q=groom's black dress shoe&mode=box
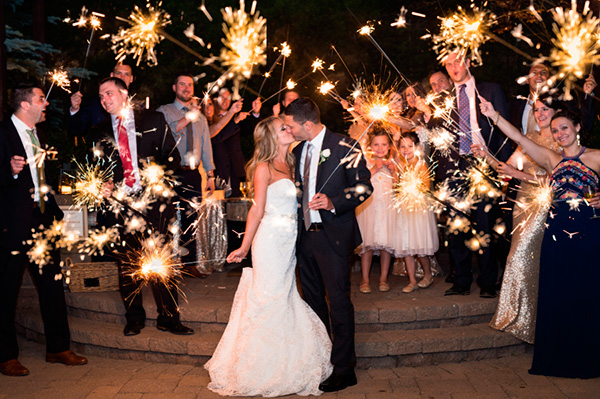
[319,372,357,392]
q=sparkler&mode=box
[26,235,52,268]
[391,6,408,28]
[358,24,410,85]
[71,7,104,89]
[392,165,433,212]
[545,0,600,100]
[317,81,344,104]
[71,158,116,210]
[139,162,177,199]
[426,2,496,66]
[79,226,120,256]
[217,0,267,83]
[258,42,292,97]
[110,2,171,66]
[464,159,501,200]
[127,234,180,285]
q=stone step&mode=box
[15,309,527,368]
[16,275,499,333]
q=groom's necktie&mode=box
[302,143,314,231]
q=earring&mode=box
[577,134,581,146]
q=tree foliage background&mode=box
[4,0,582,182]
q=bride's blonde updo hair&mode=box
[245,116,295,195]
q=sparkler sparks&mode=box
[545,0,600,100]
[393,165,432,212]
[391,6,408,28]
[79,226,120,256]
[71,158,116,210]
[286,79,296,90]
[427,2,496,65]
[109,1,171,66]
[49,69,72,93]
[217,0,267,81]
[318,81,336,95]
[464,160,501,199]
[311,58,325,72]
[128,234,180,284]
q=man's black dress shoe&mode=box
[157,320,194,335]
[480,287,497,298]
[444,285,470,296]
[318,372,357,392]
[123,321,144,336]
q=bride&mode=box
[204,116,333,397]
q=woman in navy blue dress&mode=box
[478,101,600,379]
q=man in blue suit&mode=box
[441,52,513,299]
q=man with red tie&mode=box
[89,77,192,336]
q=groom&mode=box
[284,98,372,392]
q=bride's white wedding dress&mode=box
[204,179,333,397]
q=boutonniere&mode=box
[319,148,331,165]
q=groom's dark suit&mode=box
[88,110,182,325]
[293,129,372,376]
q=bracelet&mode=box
[494,112,500,125]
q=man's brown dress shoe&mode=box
[46,350,88,366]
[0,359,29,376]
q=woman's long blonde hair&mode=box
[245,116,295,194]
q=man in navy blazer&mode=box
[88,77,191,337]
[0,83,87,376]
[441,52,513,299]
[284,98,372,392]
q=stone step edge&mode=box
[16,310,523,360]
[17,289,498,327]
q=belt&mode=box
[179,165,197,172]
[307,223,324,232]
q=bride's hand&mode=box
[227,248,247,263]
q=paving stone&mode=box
[356,332,388,357]
[120,378,179,393]
[375,301,417,323]
[85,386,122,399]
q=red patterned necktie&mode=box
[116,116,136,188]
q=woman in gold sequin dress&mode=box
[472,96,562,343]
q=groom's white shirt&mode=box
[299,125,326,224]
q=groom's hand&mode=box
[309,193,333,211]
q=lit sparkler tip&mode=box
[286,79,296,90]
[49,69,72,93]
[358,24,375,35]
[311,58,324,72]
[390,6,408,28]
[279,42,292,57]
[318,81,336,95]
